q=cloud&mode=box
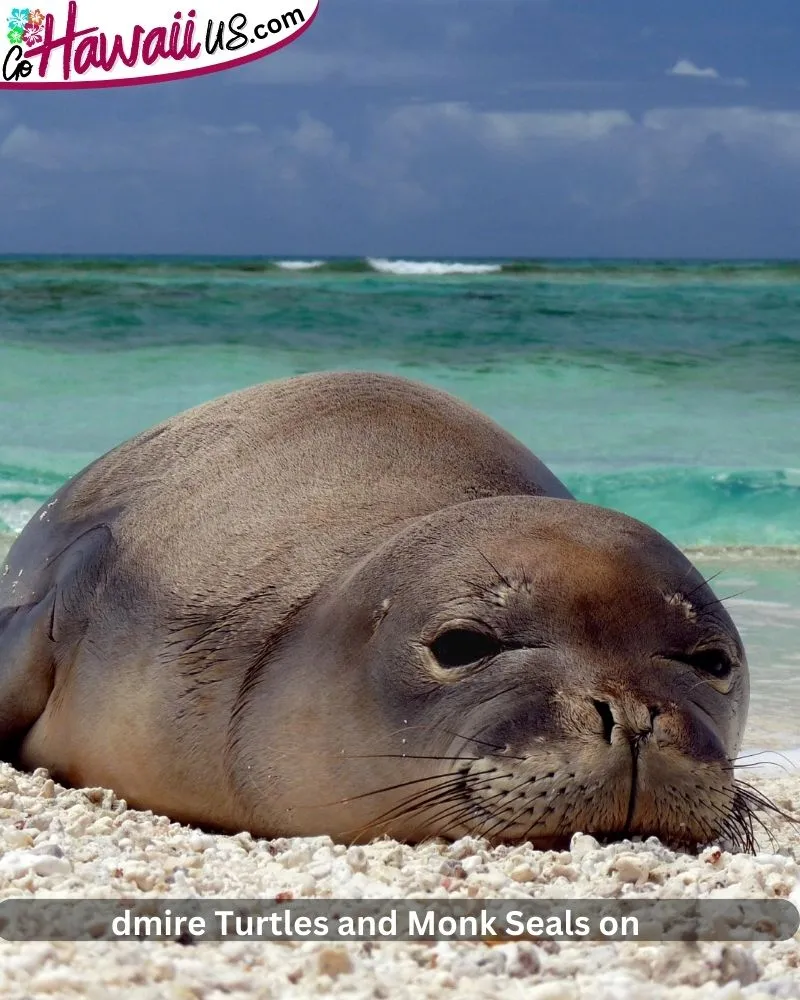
[2,98,799,256]
[0,125,58,171]
[642,107,800,163]
[666,59,747,88]
[0,115,350,177]
[378,103,634,159]
[0,121,239,173]
[8,103,798,204]
[238,48,456,85]
[0,110,363,252]
[479,109,634,144]
[668,59,719,79]
[368,101,800,222]
[386,101,800,163]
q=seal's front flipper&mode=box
[0,523,114,753]
[0,592,59,748]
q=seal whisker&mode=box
[518,795,562,845]
[682,570,724,600]
[325,780,475,842]
[425,773,521,837]
[542,795,585,848]
[461,575,499,600]
[434,795,510,839]
[378,769,503,822]
[476,802,531,843]
[442,729,516,755]
[717,800,760,853]
[424,792,501,836]
[721,761,788,773]
[474,547,513,589]
[443,726,528,760]
[528,788,577,845]
[314,771,466,810]
[683,676,728,698]
[350,772,486,824]
[366,722,477,746]
[356,769,509,838]
[340,754,483,762]
[348,788,468,842]
[357,790,468,837]
[470,683,524,710]
[693,590,749,613]
[475,777,546,841]
[734,779,799,828]
[742,811,777,850]
[476,776,564,844]
[733,749,798,769]
[697,786,765,853]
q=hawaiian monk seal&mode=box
[0,372,755,849]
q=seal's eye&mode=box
[686,649,734,680]
[430,629,501,669]
[672,649,734,680]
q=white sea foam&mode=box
[273,260,325,270]
[367,258,503,276]
[726,596,800,631]
[726,597,795,611]
[0,500,40,537]
[683,545,800,560]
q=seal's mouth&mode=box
[333,703,791,852]
[444,738,779,854]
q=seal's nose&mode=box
[592,700,615,743]
[592,698,659,744]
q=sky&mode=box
[1,0,799,257]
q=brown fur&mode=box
[0,372,749,847]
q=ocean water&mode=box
[0,256,798,753]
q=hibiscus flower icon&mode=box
[23,19,42,44]
[28,6,44,25]
[7,25,24,44]
[7,7,30,31]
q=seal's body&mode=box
[0,373,750,848]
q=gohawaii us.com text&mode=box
[1,0,318,88]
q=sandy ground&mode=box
[0,764,797,1000]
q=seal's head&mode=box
[231,496,750,850]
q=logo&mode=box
[1,1,318,88]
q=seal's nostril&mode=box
[592,700,615,743]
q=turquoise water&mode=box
[0,255,798,748]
